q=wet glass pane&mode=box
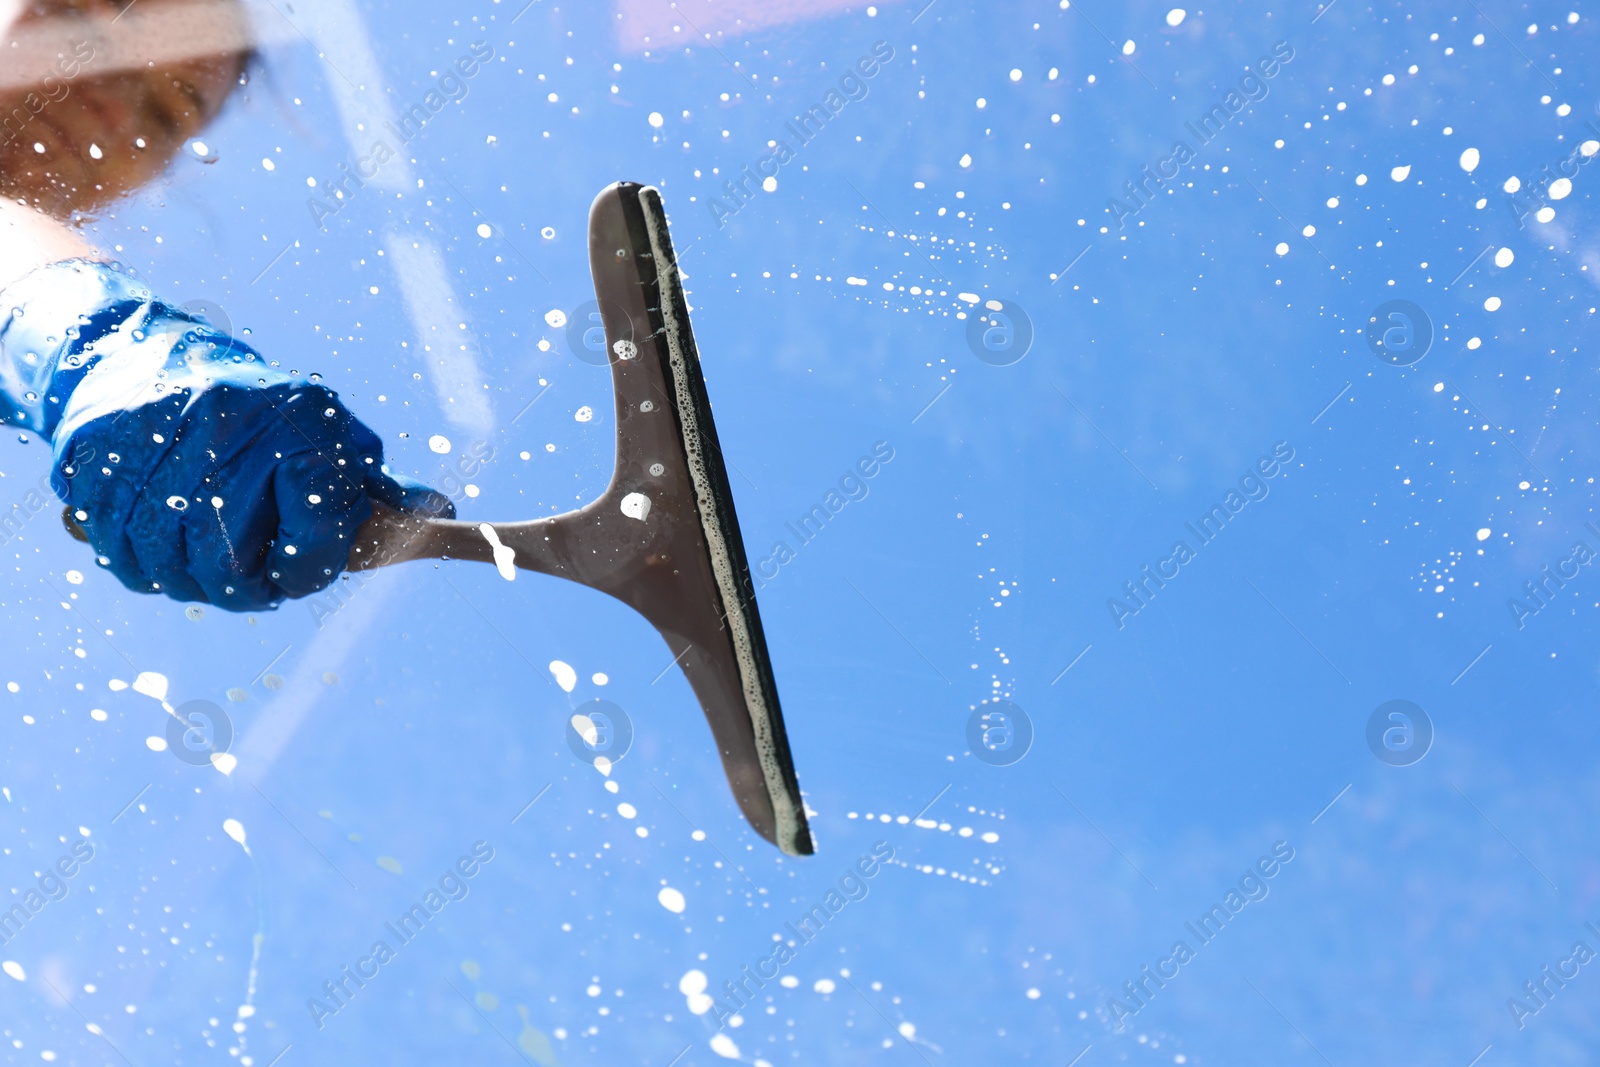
[0,0,1594,1063]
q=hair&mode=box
[0,0,252,218]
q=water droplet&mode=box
[166,496,188,511]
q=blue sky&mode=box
[2,0,1599,1063]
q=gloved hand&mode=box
[0,259,451,611]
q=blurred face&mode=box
[0,0,248,218]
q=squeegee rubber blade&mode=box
[639,187,812,857]
[592,183,814,857]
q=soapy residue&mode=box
[480,524,517,581]
[132,671,169,701]
[549,660,577,692]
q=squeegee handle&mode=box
[345,503,588,583]
[346,503,491,571]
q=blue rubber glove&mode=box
[0,259,451,611]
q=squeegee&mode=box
[348,183,814,857]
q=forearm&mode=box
[0,204,258,439]
[0,197,101,292]
[0,212,447,609]
[0,255,156,437]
